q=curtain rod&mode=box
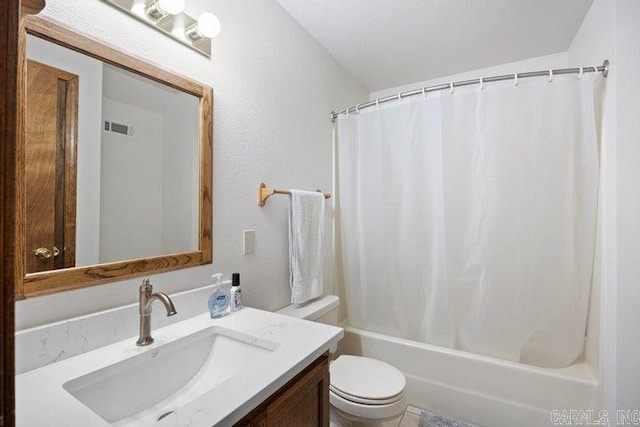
[330,59,609,122]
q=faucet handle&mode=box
[140,278,152,293]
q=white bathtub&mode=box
[336,324,600,427]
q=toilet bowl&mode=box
[277,296,406,427]
[329,355,406,427]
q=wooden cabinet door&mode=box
[236,353,330,427]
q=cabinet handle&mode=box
[34,246,59,260]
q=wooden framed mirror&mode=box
[17,15,213,298]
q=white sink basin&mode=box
[62,326,278,426]
[17,308,343,426]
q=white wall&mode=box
[613,0,640,413]
[15,0,367,329]
[26,35,103,267]
[570,0,640,415]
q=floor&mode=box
[399,405,478,427]
[399,406,425,427]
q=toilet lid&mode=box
[330,355,405,404]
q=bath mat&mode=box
[419,409,476,427]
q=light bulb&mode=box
[172,24,186,40]
[196,12,221,38]
[157,0,185,15]
[131,0,146,17]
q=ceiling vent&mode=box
[104,120,135,137]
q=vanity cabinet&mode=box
[235,352,330,427]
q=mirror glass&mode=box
[25,34,200,275]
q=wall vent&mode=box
[104,120,135,136]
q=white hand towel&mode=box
[289,190,325,304]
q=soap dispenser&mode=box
[208,273,231,318]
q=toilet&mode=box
[277,296,406,427]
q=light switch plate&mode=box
[243,229,255,255]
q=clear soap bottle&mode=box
[208,273,231,318]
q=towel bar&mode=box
[258,182,331,207]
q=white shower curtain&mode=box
[337,74,601,368]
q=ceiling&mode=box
[274,0,593,91]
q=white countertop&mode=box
[16,307,343,426]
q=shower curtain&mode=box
[337,74,601,368]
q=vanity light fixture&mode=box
[101,0,219,58]
[186,12,221,41]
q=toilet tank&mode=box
[276,295,340,325]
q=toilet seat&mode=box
[330,355,406,405]
[330,385,403,405]
[330,388,407,421]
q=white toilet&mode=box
[277,296,406,427]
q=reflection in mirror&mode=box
[19,16,212,297]
[26,35,200,273]
[25,58,79,273]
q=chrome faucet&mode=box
[136,278,177,346]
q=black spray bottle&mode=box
[230,273,242,311]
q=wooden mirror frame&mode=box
[17,15,213,298]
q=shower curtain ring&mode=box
[449,82,454,94]
[397,93,402,103]
[376,98,380,108]
[422,86,427,97]
[514,73,518,87]
[592,66,598,73]
[548,69,553,82]
[479,77,484,91]
[578,67,583,80]
[355,104,360,114]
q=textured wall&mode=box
[614,0,640,412]
[16,0,367,329]
[570,0,640,413]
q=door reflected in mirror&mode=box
[25,59,79,273]
[25,35,200,274]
